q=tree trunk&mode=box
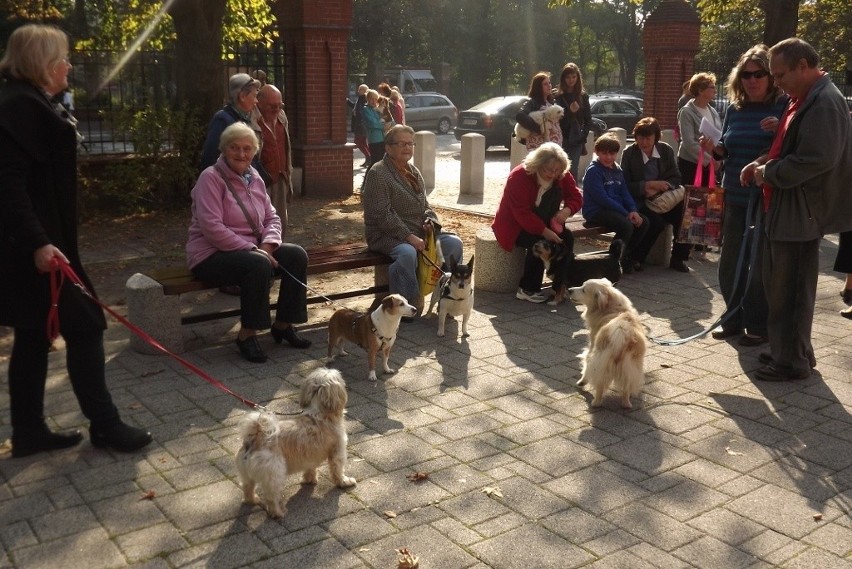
[166,0,227,127]
[762,0,799,47]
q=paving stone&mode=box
[687,508,766,546]
[469,522,595,569]
[727,484,844,539]
[804,522,852,557]
[354,525,478,568]
[510,436,606,477]
[115,522,189,563]
[349,431,444,471]
[641,479,728,521]
[324,509,396,548]
[603,503,702,551]
[544,465,649,516]
[12,527,124,569]
[599,433,694,475]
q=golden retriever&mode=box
[568,278,645,408]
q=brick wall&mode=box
[276,0,354,198]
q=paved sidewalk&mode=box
[1,153,851,568]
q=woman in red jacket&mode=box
[492,142,583,303]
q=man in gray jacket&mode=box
[741,38,852,381]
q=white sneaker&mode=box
[516,288,548,303]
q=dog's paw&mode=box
[576,377,587,386]
[367,371,378,382]
[338,476,357,488]
[301,471,318,485]
[437,329,445,337]
[383,366,397,374]
[590,397,604,407]
[461,331,470,338]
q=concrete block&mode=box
[125,273,184,355]
[510,137,528,170]
[460,134,485,197]
[474,228,524,293]
[292,167,303,196]
[608,128,627,164]
[645,224,673,267]
[414,131,436,189]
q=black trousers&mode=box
[632,202,691,264]
[9,327,120,433]
[192,244,308,330]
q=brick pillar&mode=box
[275,0,354,197]
[642,0,701,131]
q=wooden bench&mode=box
[125,242,391,354]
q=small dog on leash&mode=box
[514,105,564,143]
[533,239,624,305]
[235,368,356,518]
[568,278,645,408]
[327,293,416,381]
[426,255,475,337]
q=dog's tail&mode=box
[238,411,280,451]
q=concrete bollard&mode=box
[607,128,627,164]
[460,133,485,197]
[661,129,679,156]
[644,224,674,267]
[510,137,528,170]
[414,131,436,189]
[577,131,595,182]
[125,273,184,354]
[474,228,524,293]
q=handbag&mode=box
[676,154,724,247]
[645,185,685,214]
[416,227,442,296]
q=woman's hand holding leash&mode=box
[253,243,279,268]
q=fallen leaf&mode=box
[482,486,504,498]
[139,490,156,501]
[661,363,673,368]
[127,403,143,410]
[407,471,429,482]
[724,446,744,456]
[396,547,420,569]
[383,510,397,518]
[813,513,823,521]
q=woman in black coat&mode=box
[554,63,593,181]
[0,24,152,457]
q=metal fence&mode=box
[70,44,287,155]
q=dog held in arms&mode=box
[426,254,475,337]
[514,104,565,143]
[568,278,646,408]
[327,293,416,381]
[533,238,624,305]
[236,368,356,518]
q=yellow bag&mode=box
[416,230,442,296]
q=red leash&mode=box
[47,258,268,411]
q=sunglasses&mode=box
[740,70,769,80]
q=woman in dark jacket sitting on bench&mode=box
[186,122,311,363]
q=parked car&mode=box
[455,95,606,149]
[589,96,643,133]
[403,92,458,134]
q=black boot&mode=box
[90,421,152,453]
[12,425,83,458]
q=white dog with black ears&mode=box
[568,278,646,409]
[514,104,565,143]
[235,368,356,518]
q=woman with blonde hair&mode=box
[705,45,786,345]
[677,72,722,185]
[0,24,152,456]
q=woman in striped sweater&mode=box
[705,45,787,346]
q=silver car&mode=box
[404,92,458,134]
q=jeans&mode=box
[192,244,308,330]
[389,233,463,304]
[717,200,767,336]
[9,327,120,433]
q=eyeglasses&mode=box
[740,70,769,80]
[389,142,416,148]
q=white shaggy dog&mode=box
[568,278,646,409]
[514,104,564,143]
[235,368,356,518]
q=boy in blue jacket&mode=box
[582,134,649,273]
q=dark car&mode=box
[589,96,643,133]
[455,95,606,150]
[403,92,458,134]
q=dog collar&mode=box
[356,314,394,346]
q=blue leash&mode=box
[650,193,761,346]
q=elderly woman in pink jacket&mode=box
[186,122,310,363]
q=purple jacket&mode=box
[186,156,282,269]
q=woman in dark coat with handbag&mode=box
[0,24,152,457]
